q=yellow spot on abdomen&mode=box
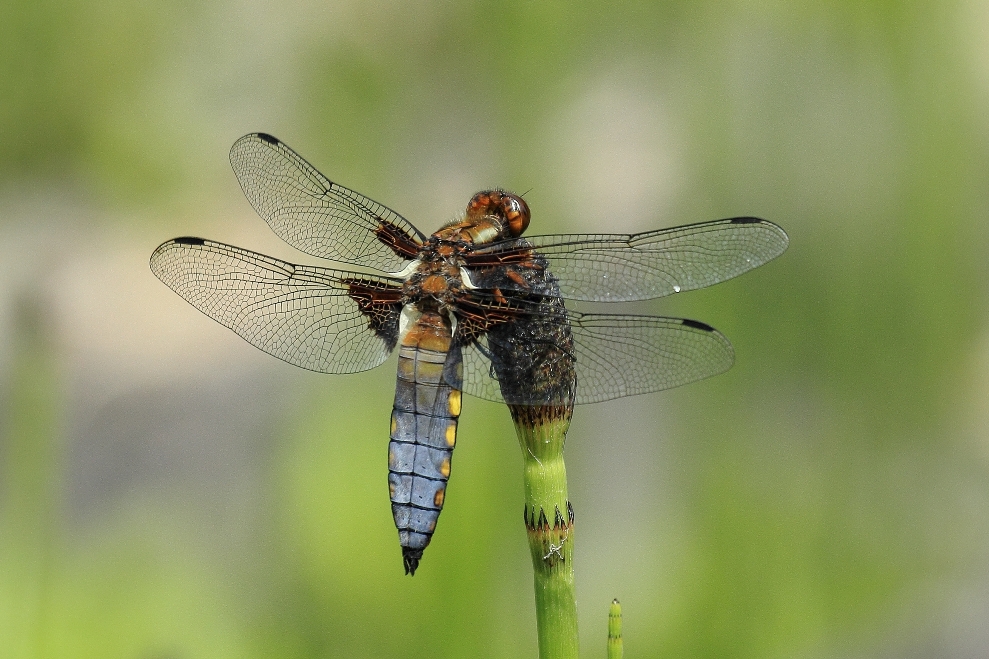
[433,488,445,507]
[445,423,457,448]
[440,457,451,478]
[448,390,462,416]
[390,416,398,434]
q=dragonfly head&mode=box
[466,190,530,238]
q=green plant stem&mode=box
[608,599,623,659]
[514,412,578,659]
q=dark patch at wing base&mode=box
[345,279,403,352]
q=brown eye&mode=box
[502,193,530,237]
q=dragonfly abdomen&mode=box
[387,310,462,575]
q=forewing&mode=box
[460,311,734,405]
[229,133,425,271]
[468,217,788,302]
[150,237,403,373]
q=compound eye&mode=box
[501,194,530,237]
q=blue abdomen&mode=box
[387,311,462,575]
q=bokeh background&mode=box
[2,1,989,657]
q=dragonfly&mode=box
[150,133,788,575]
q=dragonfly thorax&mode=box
[402,253,465,309]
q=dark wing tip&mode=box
[171,236,206,246]
[402,548,423,576]
[729,216,764,224]
[255,132,280,145]
[681,318,716,332]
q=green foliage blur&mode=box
[2,1,989,657]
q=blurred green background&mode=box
[2,1,989,657]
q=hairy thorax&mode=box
[401,210,509,310]
[401,238,469,309]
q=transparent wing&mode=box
[460,312,735,405]
[229,133,425,271]
[468,217,788,302]
[150,237,404,374]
